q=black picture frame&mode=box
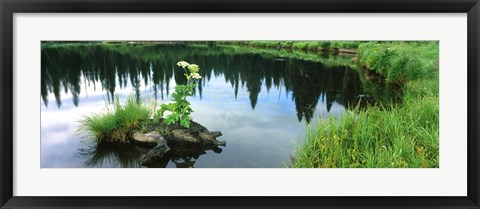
[1,0,479,208]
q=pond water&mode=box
[41,43,366,168]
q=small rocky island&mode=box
[78,61,226,168]
[131,119,226,166]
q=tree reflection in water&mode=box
[41,43,366,123]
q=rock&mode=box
[141,141,171,165]
[137,131,171,165]
[169,128,226,146]
[214,140,226,146]
[199,131,221,140]
[164,121,226,147]
[199,131,226,146]
[137,120,226,166]
[132,131,165,146]
[171,129,200,144]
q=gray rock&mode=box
[141,140,171,165]
[171,129,200,144]
[133,131,165,146]
[170,128,226,146]
[136,131,171,165]
[138,121,226,166]
[199,131,225,146]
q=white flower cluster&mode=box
[187,64,200,73]
[177,61,201,80]
[192,73,201,79]
[177,61,190,68]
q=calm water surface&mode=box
[41,44,365,168]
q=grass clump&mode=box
[293,41,439,168]
[78,96,152,143]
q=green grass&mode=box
[78,96,152,143]
[357,41,439,83]
[294,94,438,168]
[293,41,439,168]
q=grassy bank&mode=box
[293,41,439,168]
[221,41,362,53]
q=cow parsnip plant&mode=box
[157,61,201,128]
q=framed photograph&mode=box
[1,0,479,208]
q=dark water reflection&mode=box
[41,43,366,168]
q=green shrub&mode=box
[320,41,331,49]
[357,41,439,83]
[292,42,308,50]
[306,42,320,51]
